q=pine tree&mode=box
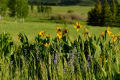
[116,2,120,26]
[87,0,102,26]
[0,0,8,20]
[101,0,113,26]
[111,0,117,26]
[101,0,112,26]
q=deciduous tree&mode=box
[0,0,8,20]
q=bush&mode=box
[50,13,87,24]
[67,10,74,13]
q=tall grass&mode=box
[0,25,120,80]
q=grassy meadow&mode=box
[0,6,120,42]
[0,20,120,42]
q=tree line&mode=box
[87,0,120,27]
[28,0,97,5]
[28,0,118,5]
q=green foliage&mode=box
[88,0,102,26]
[16,0,29,19]
[111,0,117,26]
[118,0,120,4]
[8,0,17,17]
[8,0,29,20]
[0,0,8,16]
[101,0,113,26]
[0,33,13,58]
[37,5,52,17]
[116,5,120,26]
[87,0,120,27]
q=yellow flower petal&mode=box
[74,22,83,31]
[107,31,112,36]
[117,72,120,75]
[39,31,45,37]
[46,34,51,38]
[44,43,50,47]
[106,26,110,32]
[57,32,62,40]
[101,32,105,36]
[85,28,88,33]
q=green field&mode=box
[0,6,120,42]
[30,6,93,15]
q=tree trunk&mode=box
[14,16,17,23]
[20,18,24,22]
[0,15,2,20]
[31,4,34,13]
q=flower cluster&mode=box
[56,27,68,40]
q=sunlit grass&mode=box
[0,20,120,42]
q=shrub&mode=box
[67,10,74,13]
[50,13,87,24]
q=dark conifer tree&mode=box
[116,2,120,26]
[111,0,117,26]
[87,0,102,26]
[101,0,113,26]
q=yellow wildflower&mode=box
[118,32,120,37]
[85,28,88,33]
[84,28,89,37]
[57,32,62,40]
[112,34,116,39]
[107,31,112,36]
[117,72,120,75]
[106,27,111,36]
[106,27,110,32]
[112,34,117,43]
[18,36,21,40]
[46,34,51,38]
[44,43,50,47]
[63,28,68,34]
[39,31,45,37]
[74,22,83,31]
[101,32,105,36]
[56,27,61,32]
